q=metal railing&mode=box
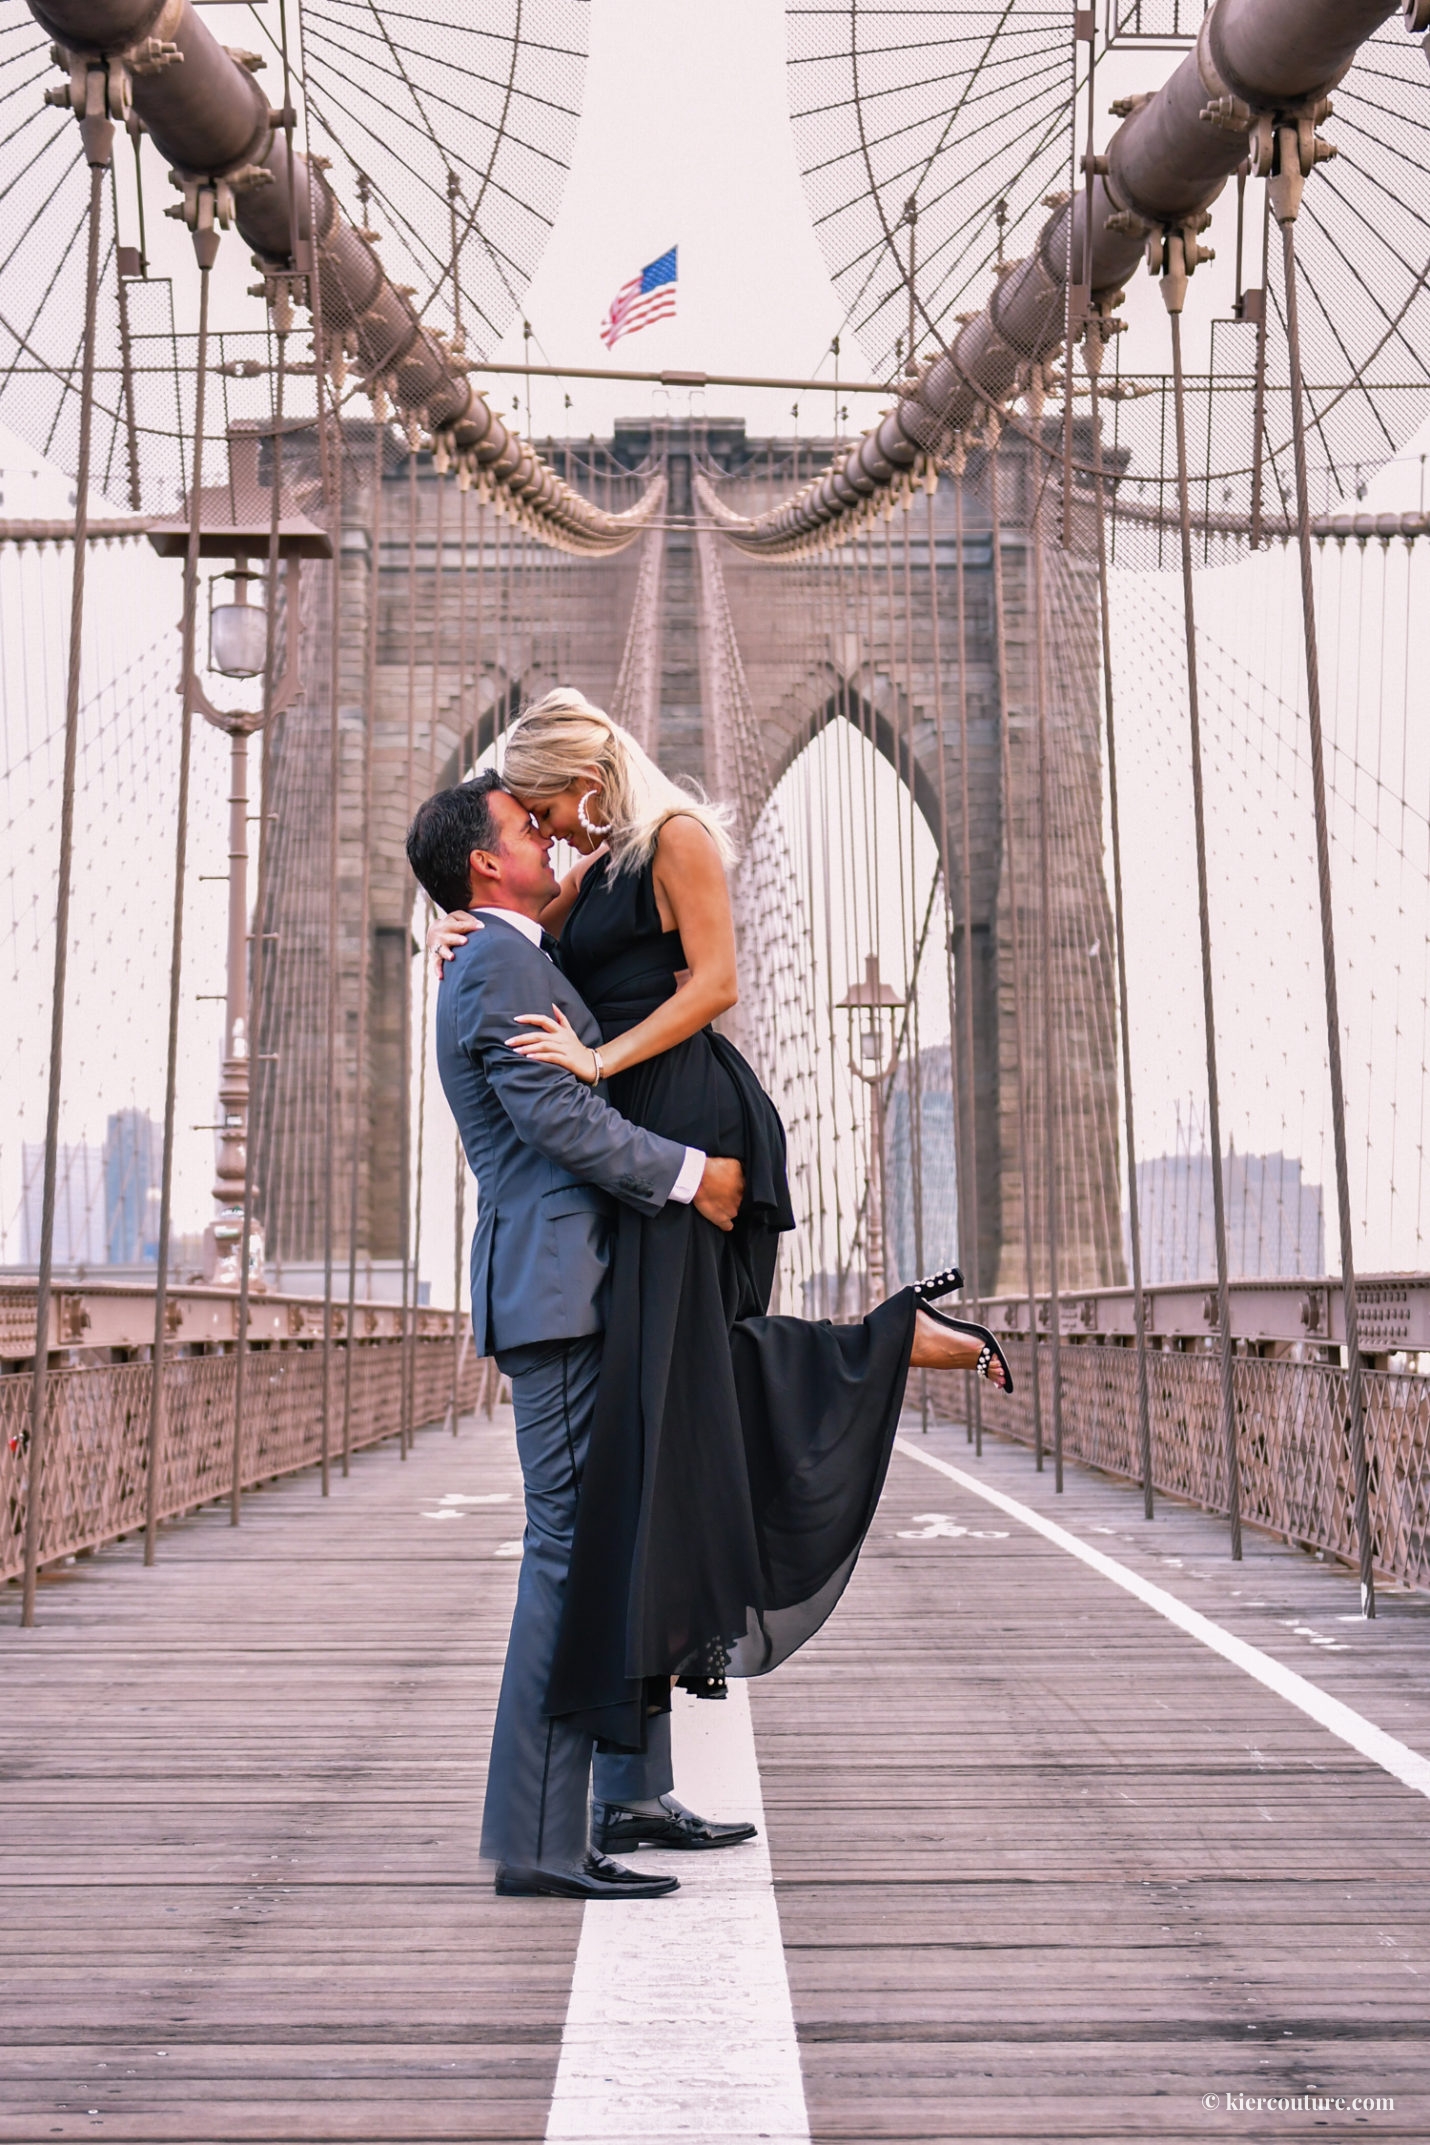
[927,1325,1430,1593]
[3,1289,482,1585]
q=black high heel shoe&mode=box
[913,1269,1014,1394]
[676,1636,730,1700]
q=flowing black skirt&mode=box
[546,1028,915,1749]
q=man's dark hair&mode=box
[406,770,509,912]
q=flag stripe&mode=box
[600,247,677,350]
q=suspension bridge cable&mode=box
[1168,293,1242,1561]
[940,453,982,1451]
[1280,207,1376,1618]
[22,146,106,1627]
[318,323,342,1505]
[450,471,470,1436]
[1030,408,1064,1490]
[231,290,290,1529]
[399,446,418,1460]
[986,424,1043,1467]
[142,206,212,1565]
[1086,328,1153,1518]
[408,458,446,1443]
[900,505,929,1412]
[343,394,383,1470]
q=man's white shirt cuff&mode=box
[669,1147,706,1205]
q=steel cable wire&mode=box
[1086,347,1154,1516]
[22,151,106,1625]
[1280,210,1376,1615]
[1169,299,1242,1559]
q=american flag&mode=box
[599,246,677,349]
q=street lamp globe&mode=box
[209,566,268,678]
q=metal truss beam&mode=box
[720,0,1400,554]
[25,0,657,552]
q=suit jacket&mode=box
[435,912,690,1356]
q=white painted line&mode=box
[896,1437,1430,1803]
[545,1684,809,2145]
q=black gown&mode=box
[546,852,916,1749]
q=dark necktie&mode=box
[540,930,561,964]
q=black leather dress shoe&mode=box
[593,1794,758,1854]
[494,1850,679,1900]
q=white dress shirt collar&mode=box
[470,906,545,950]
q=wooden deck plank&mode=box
[1,1411,578,2145]
[751,1420,1430,2145]
[6,1395,1430,2142]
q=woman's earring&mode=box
[577,789,612,840]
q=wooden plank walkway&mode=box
[758,1423,1430,2144]
[4,1404,1429,2142]
[1,1418,579,2143]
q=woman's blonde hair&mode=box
[499,687,735,875]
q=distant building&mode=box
[886,1043,958,1287]
[1135,1147,1324,1283]
[21,1142,105,1265]
[104,1109,159,1263]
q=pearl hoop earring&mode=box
[577,788,612,840]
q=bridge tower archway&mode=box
[258,421,1125,1305]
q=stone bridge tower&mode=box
[254,418,1124,1302]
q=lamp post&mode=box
[147,423,331,1285]
[837,954,905,1307]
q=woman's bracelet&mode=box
[589,1048,605,1086]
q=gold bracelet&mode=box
[590,1048,605,1085]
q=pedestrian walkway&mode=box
[3,1408,1428,2142]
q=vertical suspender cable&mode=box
[23,134,112,1624]
[476,491,487,757]
[450,476,470,1436]
[318,346,341,1502]
[111,162,142,513]
[232,294,288,1528]
[898,508,928,1419]
[399,450,418,1458]
[497,496,509,736]
[408,463,446,1450]
[1249,185,1272,552]
[145,201,214,1562]
[233,0,304,1518]
[987,430,1044,1467]
[1077,51,1152,1514]
[1278,206,1375,1617]
[1086,331,1154,1516]
[1030,445,1064,1489]
[1167,288,1242,1559]
[342,401,383,1473]
[296,2,341,1502]
[927,470,981,1451]
[951,457,983,1450]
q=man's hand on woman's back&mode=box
[694,1157,744,1231]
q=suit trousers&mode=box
[481,1335,672,1870]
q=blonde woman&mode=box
[428,688,1009,1770]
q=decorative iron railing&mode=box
[2,1335,481,1586]
[927,1343,1430,1592]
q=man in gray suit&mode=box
[408,773,750,1900]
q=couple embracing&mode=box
[405,690,1009,1902]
